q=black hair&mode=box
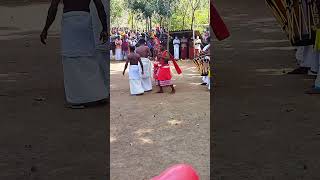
[138,39,146,46]
[130,45,136,52]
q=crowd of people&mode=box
[110,26,212,95]
[109,27,210,61]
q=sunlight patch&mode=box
[134,128,154,136]
[168,119,182,125]
[250,46,295,51]
[255,68,292,75]
[138,137,153,144]
[110,136,117,143]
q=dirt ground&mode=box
[110,60,210,179]
[1,3,108,180]
[213,0,320,179]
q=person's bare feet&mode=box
[171,89,176,94]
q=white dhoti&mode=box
[296,46,305,66]
[302,45,318,72]
[129,65,144,95]
[174,45,180,60]
[315,53,320,89]
[139,57,153,91]
[110,50,114,59]
[90,1,109,96]
[61,11,108,104]
[115,48,123,61]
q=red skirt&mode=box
[189,47,194,59]
[181,47,188,59]
[157,65,172,81]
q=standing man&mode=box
[122,36,130,60]
[123,46,145,96]
[40,0,108,109]
[173,36,181,60]
[180,36,188,60]
[136,39,153,92]
[194,36,202,57]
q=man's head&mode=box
[130,45,135,52]
[197,36,200,39]
[138,39,146,46]
[175,36,178,39]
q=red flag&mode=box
[210,3,230,41]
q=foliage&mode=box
[111,0,209,31]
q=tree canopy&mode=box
[111,0,209,32]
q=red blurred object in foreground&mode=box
[150,164,199,180]
[210,3,230,41]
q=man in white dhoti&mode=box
[288,45,318,75]
[40,0,108,109]
[306,50,320,94]
[173,36,180,60]
[136,39,153,92]
[123,46,145,95]
[194,36,202,57]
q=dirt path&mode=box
[110,60,210,179]
[1,4,107,180]
[213,0,320,179]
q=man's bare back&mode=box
[136,45,151,58]
[127,53,140,65]
[123,47,144,76]
[63,0,91,13]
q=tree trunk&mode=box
[149,17,152,31]
[191,10,195,30]
[131,13,134,29]
[146,18,148,32]
[182,14,186,29]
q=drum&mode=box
[266,0,319,46]
[265,0,289,33]
[285,0,318,46]
[193,54,210,76]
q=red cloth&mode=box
[150,164,199,180]
[195,49,200,57]
[189,47,194,59]
[210,3,230,41]
[122,41,129,51]
[181,46,187,59]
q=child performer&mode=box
[154,45,182,93]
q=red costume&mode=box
[188,40,194,59]
[154,50,182,87]
[180,37,188,59]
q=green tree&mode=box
[110,0,124,27]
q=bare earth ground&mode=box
[1,4,108,180]
[110,60,210,179]
[213,0,320,179]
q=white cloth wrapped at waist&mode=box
[90,0,108,51]
[139,57,152,78]
[61,11,95,57]
[129,65,141,80]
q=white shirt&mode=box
[195,39,202,50]
[173,39,180,47]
